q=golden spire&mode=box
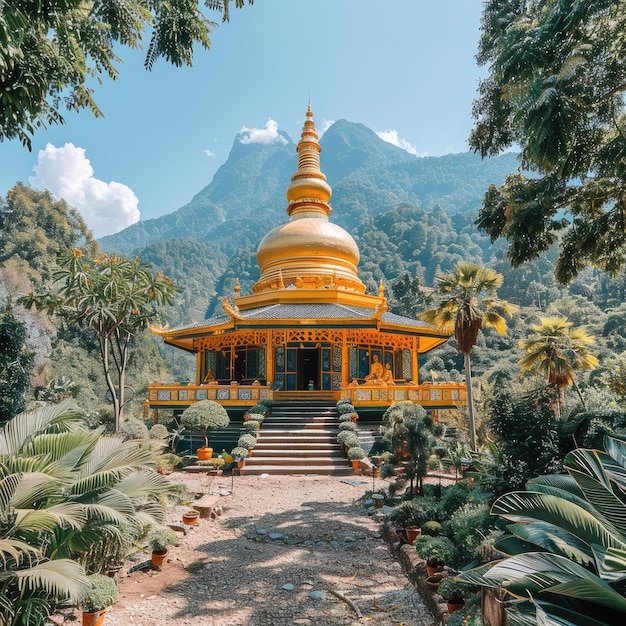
[252,104,366,296]
[285,103,332,217]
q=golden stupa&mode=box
[149,105,461,410]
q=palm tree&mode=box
[420,261,519,451]
[518,315,599,415]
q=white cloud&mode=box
[29,143,139,238]
[239,119,288,145]
[377,130,425,157]
[204,149,216,158]
[321,119,335,134]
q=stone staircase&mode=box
[239,401,352,475]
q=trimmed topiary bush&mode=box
[181,400,230,449]
[347,446,366,460]
[339,421,358,432]
[238,433,257,450]
[337,402,355,415]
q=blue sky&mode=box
[0,0,486,238]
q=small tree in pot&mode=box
[437,577,475,612]
[80,573,119,623]
[414,535,457,575]
[181,400,230,459]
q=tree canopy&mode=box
[18,249,179,431]
[472,0,626,283]
[0,0,252,149]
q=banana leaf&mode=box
[506,521,593,565]
[564,448,626,536]
[492,491,626,550]
[591,543,626,582]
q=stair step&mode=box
[251,449,344,457]
[239,465,352,476]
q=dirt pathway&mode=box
[89,473,435,626]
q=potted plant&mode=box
[238,433,257,456]
[182,509,200,525]
[347,446,366,471]
[180,400,230,460]
[388,499,436,544]
[148,525,178,567]
[337,431,359,450]
[437,577,474,614]
[243,419,261,431]
[231,446,249,467]
[414,535,456,576]
[80,573,119,626]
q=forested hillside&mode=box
[3,118,626,416]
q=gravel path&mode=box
[100,472,435,626]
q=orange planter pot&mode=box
[82,610,106,626]
[405,527,422,543]
[196,447,213,461]
[447,601,464,614]
[151,549,168,568]
[182,510,199,525]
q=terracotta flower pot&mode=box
[196,447,213,461]
[82,610,106,626]
[151,549,168,568]
[447,601,464,614]
[405,527,422,543]
[182,510,199,525]
[351,459,361,473]
[426,562,444,577]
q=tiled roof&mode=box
[169,303,430,333]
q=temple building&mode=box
[148,106,465,412]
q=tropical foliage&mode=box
[461,435,626,626]
[472,0,626,283]
[0,399,171,625]
[519,315,599,412]
[0,0,253,148]
[420,262,518,450]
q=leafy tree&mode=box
[519,315,599,413]
[0,185,95,284]
[18,249,179,431]
[0,0,253,149]
[420,261,519,450]
[390,271,431,318]
[0,300,34,423]
[485,386,562,498]
[472,0,626,283]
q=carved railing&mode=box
[340,382,467,408]
[147,383,273,408]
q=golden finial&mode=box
[378,280,385,297]
[278,270,285,289]
[234,278,241,297]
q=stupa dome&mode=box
[253,105,366,294]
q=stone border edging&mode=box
[381,522,449,624]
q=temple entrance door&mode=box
[298,348,320,391]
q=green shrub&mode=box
[81,574,119,613]
[437,577,475,604]
[426,454,442,471]
[347,446,366,460]
[231,446,249,460]
[339,421,358,432]
[121,417,149,440]
[389,499,437,529]
[379,462,397,478]
[338,413,352,422]
[181,400,230,448]
[422,520,442,536]
[337,402,355,415]
[249,403,267,415]
[337,431,359,448]
[414,535,456,566]
[149,423,169,440]
[448,502,492,557]
[243,419,260,431]
[438,482,471,517]
[237,433,257,450]
[248,412,265,422]
[148,525,178,552]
